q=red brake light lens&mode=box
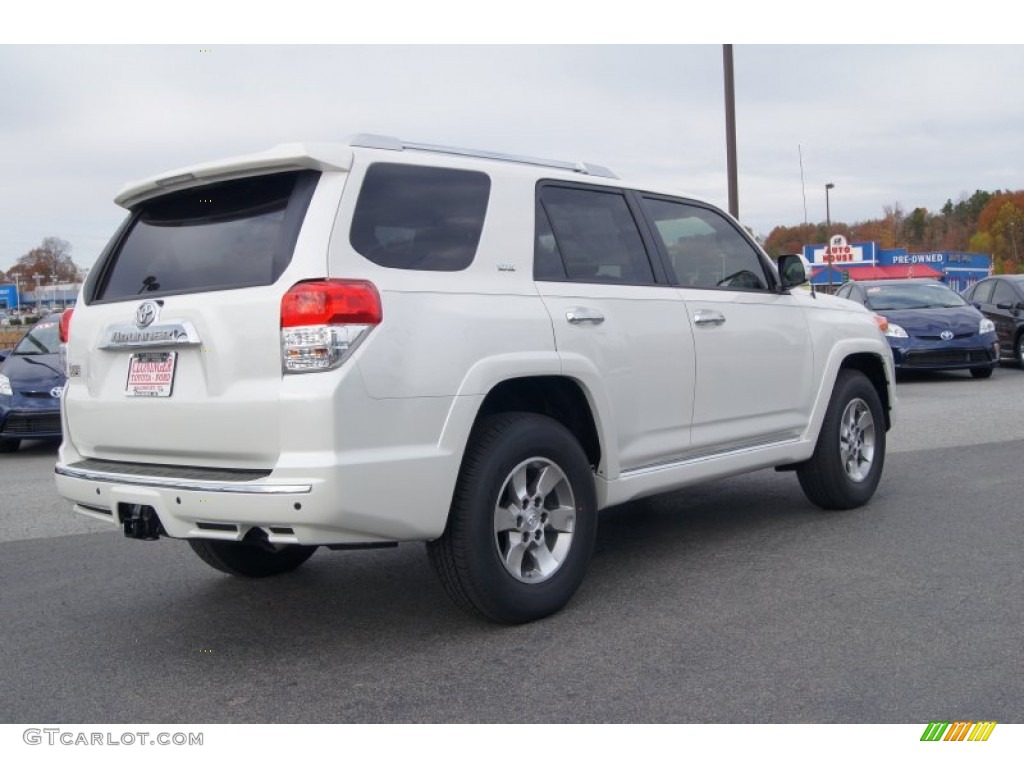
[281,280,382,328]
[59,308,74,343]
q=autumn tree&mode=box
[6,237,81,289]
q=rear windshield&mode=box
[92,170,319,302]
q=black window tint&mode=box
[539,186,653,284]
[95,170,318,302]
[971,280,994,303]
[534,201,566,280]
[642,197,769,291]
[350,163,489,272]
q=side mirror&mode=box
[0,349,10,363]
[777,254,808,290]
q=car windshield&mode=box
[13,320,61,355]
[864,283,966,311]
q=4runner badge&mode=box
[136,301,160,328]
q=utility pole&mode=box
[826,182,835,228]
[723,44,738,219]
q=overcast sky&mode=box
[2,36,1022,273]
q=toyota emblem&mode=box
[136,301,160,328]
[50,386,64,398]
[940,330,954,341]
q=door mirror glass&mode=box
[777,254,808,289]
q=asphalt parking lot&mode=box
[1,367,1022,723]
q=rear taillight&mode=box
[280,280,382,373]
[59,308,74,343]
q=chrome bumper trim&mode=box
[55,464,312,494]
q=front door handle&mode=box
[693,309,726,326]
[566,308,605,325]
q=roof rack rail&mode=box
[348,133,618,179]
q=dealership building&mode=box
[0,283,81,311]
[802,236,992,293]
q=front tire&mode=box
[0,438,20,453]
[188,539,317,577]
[427,413,597,624]
[1016,333,1024,368]
[797,370,886,510]
[970,365,994,379]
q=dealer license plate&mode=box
[125,351,177,397]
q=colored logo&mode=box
[920,721,997,742]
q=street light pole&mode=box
[32,274,42,313]
[825,182,835,229]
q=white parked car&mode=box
[55,136,895,623]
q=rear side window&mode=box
[349,163,490,271]
[93,170,319,302]
[537,185,654,284]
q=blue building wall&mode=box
[803,241,992,293]
[0,284,19,310]
[875,249,991,292]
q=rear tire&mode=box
[0,438,20,453]
[427,413,597,624]
[797,370,886,510]
[970,365,994,379]
[188,539,317,577]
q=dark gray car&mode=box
[963,275,1024,367]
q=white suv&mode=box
[55,135,895,623]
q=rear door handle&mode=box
[693,309,726,326]
[566,308,605,325]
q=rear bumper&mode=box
[55,448,459,546]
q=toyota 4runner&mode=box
[55,135,895,623]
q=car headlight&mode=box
[0,373,11,396]
[980,318,995,334]
[884,322,908,339]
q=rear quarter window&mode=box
[349,163,490,272]
[91,170,319,302]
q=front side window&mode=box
[969,280,994,304]
[94,170,319,302]
[349,163,490,272]
[992,280,1017,306]
[641,197,770,291]
[537,185,654,285]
